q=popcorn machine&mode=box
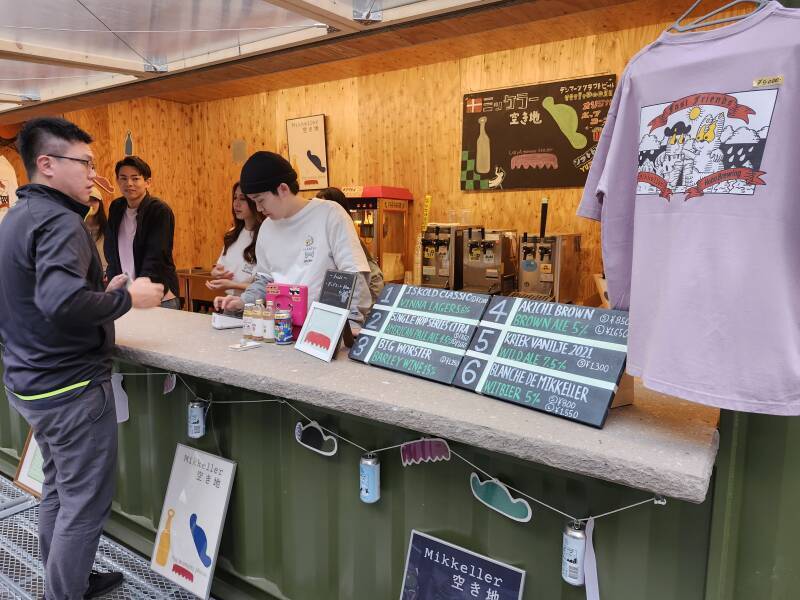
[341,186,412,283]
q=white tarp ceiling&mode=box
[0,0,495,114]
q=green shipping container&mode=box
[0,360,796,599]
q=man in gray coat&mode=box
[0,118,164,599]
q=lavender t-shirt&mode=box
[578,2,800,415]
[118,206,137,279]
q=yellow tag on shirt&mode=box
[753,75,784,88]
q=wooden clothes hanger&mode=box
[668,0,771,33]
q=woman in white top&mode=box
[85,185,108,273]
[206,182,263,295]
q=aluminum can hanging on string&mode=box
[562,520,586,586]
[359,453,380,503]
[187,401,206,439]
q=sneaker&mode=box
[84,570,124,599]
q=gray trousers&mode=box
[10,381,117,600]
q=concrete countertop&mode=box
[114,308,720,503]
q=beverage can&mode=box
[274,309,293,345]
[562,520,586,586]
[188,401,206,439]
[359,453,380,503]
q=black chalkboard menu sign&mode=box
[319,270,358,309]
[400,530,525,600]
[349,284,491,385]
[454,296,628,428]
[461,74,617,191]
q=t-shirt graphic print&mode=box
[636,89,777,200]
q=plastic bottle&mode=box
[252,299,265,341]
[263,301,275,343]
[242,303,255,339]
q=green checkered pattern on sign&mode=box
[460,148,487,191]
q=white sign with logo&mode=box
[151,445,236,600]
[286,114,329,190]
[0,155,19,224]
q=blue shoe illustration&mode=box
[189,513,213,567]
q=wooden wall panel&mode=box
[190,92,278,267]
[63,100,197,270]
[53,16,672,302]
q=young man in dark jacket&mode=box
[105,156,180,308]
[0,118,164,599]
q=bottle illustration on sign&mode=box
[476,116,491,174]
[124,131,133,156]
[155,508,175,566]
[189,513,213,568]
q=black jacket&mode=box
[0,184,131,406]
[105,193,179,297]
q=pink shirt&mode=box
[578,2,800,415]
[118,206,137,279]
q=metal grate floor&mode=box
[0,477,206,600]
[0,478,24,505]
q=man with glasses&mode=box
[0,117,164,599]
[105,156,180,309]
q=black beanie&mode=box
[240,151,298,195]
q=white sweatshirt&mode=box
[242,198,371,323]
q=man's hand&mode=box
[106,274,128,292]
[214,295,243,313]
[129,277,165,309]
[210,264,234,279]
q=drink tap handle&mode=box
[539,197,549,239]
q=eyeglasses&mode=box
[46,154,96,171]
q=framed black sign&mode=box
[319,269,358,309]
[460,74,616,191]
[454,296,629,428]
[349,284,491,385]
[400,530,525,600]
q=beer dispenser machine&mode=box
[461,227,518,295]
[517,198,581,303]
[421,224,472,290]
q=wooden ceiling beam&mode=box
[0,93,31,105]
[262,0,365,33]
[0,38,152,77]
[0,0,674,125]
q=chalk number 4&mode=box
[486,298,511,324]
